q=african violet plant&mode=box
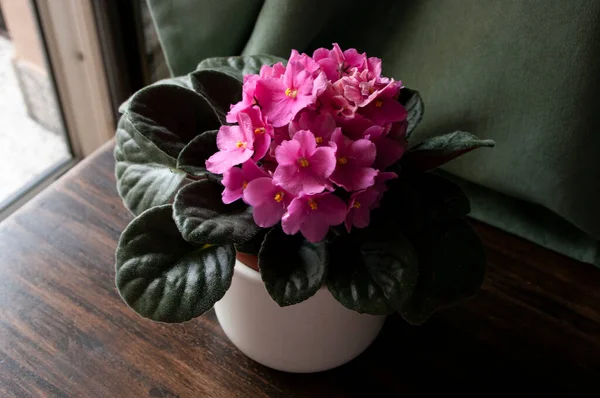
[114,44,494,325]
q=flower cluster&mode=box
[206,44,408,242]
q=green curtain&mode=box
[147,0,600,265]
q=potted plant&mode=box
[114,44,494,373]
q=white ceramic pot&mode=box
[214,259,386,373]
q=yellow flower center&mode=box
[375,99,383,108]
[242,181,248,189]
[308,199,318,210]
[353,201,361,209]
[235,141,246,148]
[298,158,309,167]
[254,127,265,135]
[337,156,348,165]
[274,191,284,203]
[285,88,298,98]
[315,136,323,144]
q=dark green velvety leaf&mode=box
[400,219,486,325]
[378,172,470,235]
[190,70,242,120]
[119,75,192,114]
[410,173,470,223]
[173,179,260,245]
[196,55,286,82]
[258,227,328,306]
[359,231,419,310]
[115,116,186,215]
[115,205,235,323]
[235,227,270,256]
[176,130,219,177]
[128,84,221,159]
[398,87,424,138]
[327,230,419,315]
[402,131,495,172]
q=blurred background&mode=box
[0,0,166,221]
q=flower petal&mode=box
[301,215,331,243]
[222,167,244,204]
[253,200,286,228]
[348,138,376,167]
[281,196,307,236]
[216,125,246,151]
[318,193,348,226]
[243,177,275,206]
[308,146,337,178]
[241,159,267,181]
[292,130,317,157]
[206,148,252,174]
[252,132,271,160]
[255,78,290,127]
[274,139,301,166]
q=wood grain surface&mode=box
[1,141,599,397]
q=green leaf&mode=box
[399,88,424,138]
[119,75,192,114]
[379,172,470,232]
[115,116,186,215]
[327,229,419,315]
[258,227,328,306]
[235,227,270,256]
[176,130,219,177]
[400,219,486,325]
[190,70,242,120]
[128,84,221,159]
[402,131,495,172]
[196,55,286,82]
[115,205,235,323]
[410,173,470,223]
[359,232,419,310]
[173,180,260,245]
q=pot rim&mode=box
[234,258,263,283]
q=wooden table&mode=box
[1,142,599,397]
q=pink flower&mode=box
[269,126,291,155]
[313,43,367,81]
[226,75,260,123]
[345,188,380,232]
[338,71,389,108]
[260,62,286,79]
[282,192,347,242]
[243,177,293,227]
[273,130,336,194]
[255,59,326,127]
[221,160,267,204]
[336,113,377,140]
[289,50,321,74]
[206,123,255,174]
[318,81,357,119]
[289,110,338,145]
[237,108,273,160]
[359,82,407,126]
[366,56,384,82]
[364,125,407,170]
[329,129,378,191]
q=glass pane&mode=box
[0,0,71,209]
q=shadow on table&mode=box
[250,312,595,396]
